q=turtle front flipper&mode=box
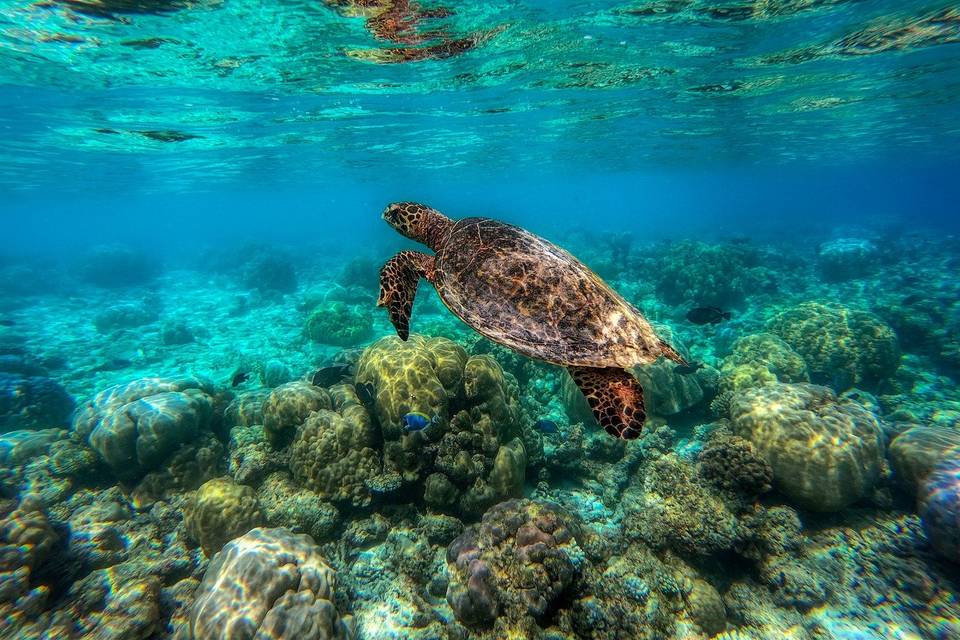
[378,251,436,341]
[568,366,646,440]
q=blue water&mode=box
[2,1,960,639]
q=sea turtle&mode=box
[377,202,688,440]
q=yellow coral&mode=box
[262,381,331,447]
[184,477,264,556]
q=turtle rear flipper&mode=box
[378,251,436,341]
[568,366,646,440]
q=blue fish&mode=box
[402,412,440,432]
[534,419,560,434]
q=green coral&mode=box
[731,382,884,512]
[184,477,265,556]
[304,300,373,346]
[767,302,900,390]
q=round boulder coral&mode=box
[919,456,960,563]
[445,499,586,627]
[767,302,900,390]
[73,377,214,478]
[889,426,960,496]
[698,433,773,499]
[0,373,74,433]
[289,384,381,508]
[817,237,879,281]
[262,381,331,447]
[188,527,354,640]
[355,335,528,516]
[654,240,773,307]
[731,382,884,512]
[184,477,265,556]
[717,333,809,396]
[304,301,374,347]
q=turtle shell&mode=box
[434,218,665,368]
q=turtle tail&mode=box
[378,251,435,341]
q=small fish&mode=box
[311,363,353,388]
[402,412,440,432]
[0,320,13,327]
[355,382,376,409]
[686,307,731,325]
[231,371,251,387]
[674,362,704,376]
[534,419,560,434]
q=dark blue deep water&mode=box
[1,1,959,639]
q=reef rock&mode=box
[889,425,960,496]
[731,382,884,512]
[73,376,215,478]
[188,527,354,640]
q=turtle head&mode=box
[382,202,451,250]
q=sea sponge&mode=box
[445,499,586,627]
[0,373,75,433]
[731,382,884,512]
[73,376,214,478]
[918,456,960,563]
[289,384,381,508]
[262,381,331,447]
[889,426,960,496]
[184,477,265,556]
[817,237,879,281]
[767,302,900,390]
[188,527,354,640]
[717,333,809,396]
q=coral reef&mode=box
[767,302,900,390]
[187,527,354,640]
[816,237,879,281]
[889,425,960,496]
[731,382,884,511]
[717,333,809,397]
[73,377,216,478]
[184,477,265,556]
[445,499,586,627]
[304,300,374,346]
[79,245,158,288]
[653,240,774,307]
[918,455,960,563]
[289,384,381,508]
[261,380,331,447]
[0,373,74,432]
[356,336,528,516]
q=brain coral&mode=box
[731,382,884,512]
[72,376,214,478]
[184,477,265,556]
[188,527,354,640]
[355,335,528,516]
[445,499,586,627]
[766,302,900,390]
[262,381,331,447]
[289,383,382,508]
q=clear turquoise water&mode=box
[1,2,960,639]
